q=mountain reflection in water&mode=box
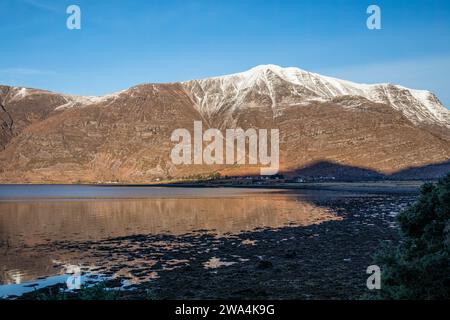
[0,186,341,289]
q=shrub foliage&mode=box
[374,173,450,299]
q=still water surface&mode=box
[0,185,344,296]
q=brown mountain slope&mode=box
[0,86,71,150]
[0,84,215,183]
[278,97,450,174]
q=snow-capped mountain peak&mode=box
[183,64,450,128]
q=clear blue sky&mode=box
[1,0,449,107]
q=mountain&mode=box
[1,65,449,183]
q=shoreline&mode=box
[0,180,425,195]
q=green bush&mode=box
[374,173,450,299]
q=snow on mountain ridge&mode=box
[183,64,450,128]
[54,90,126,110]
[2,86,125,111]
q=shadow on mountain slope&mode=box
[287,159,450,181]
